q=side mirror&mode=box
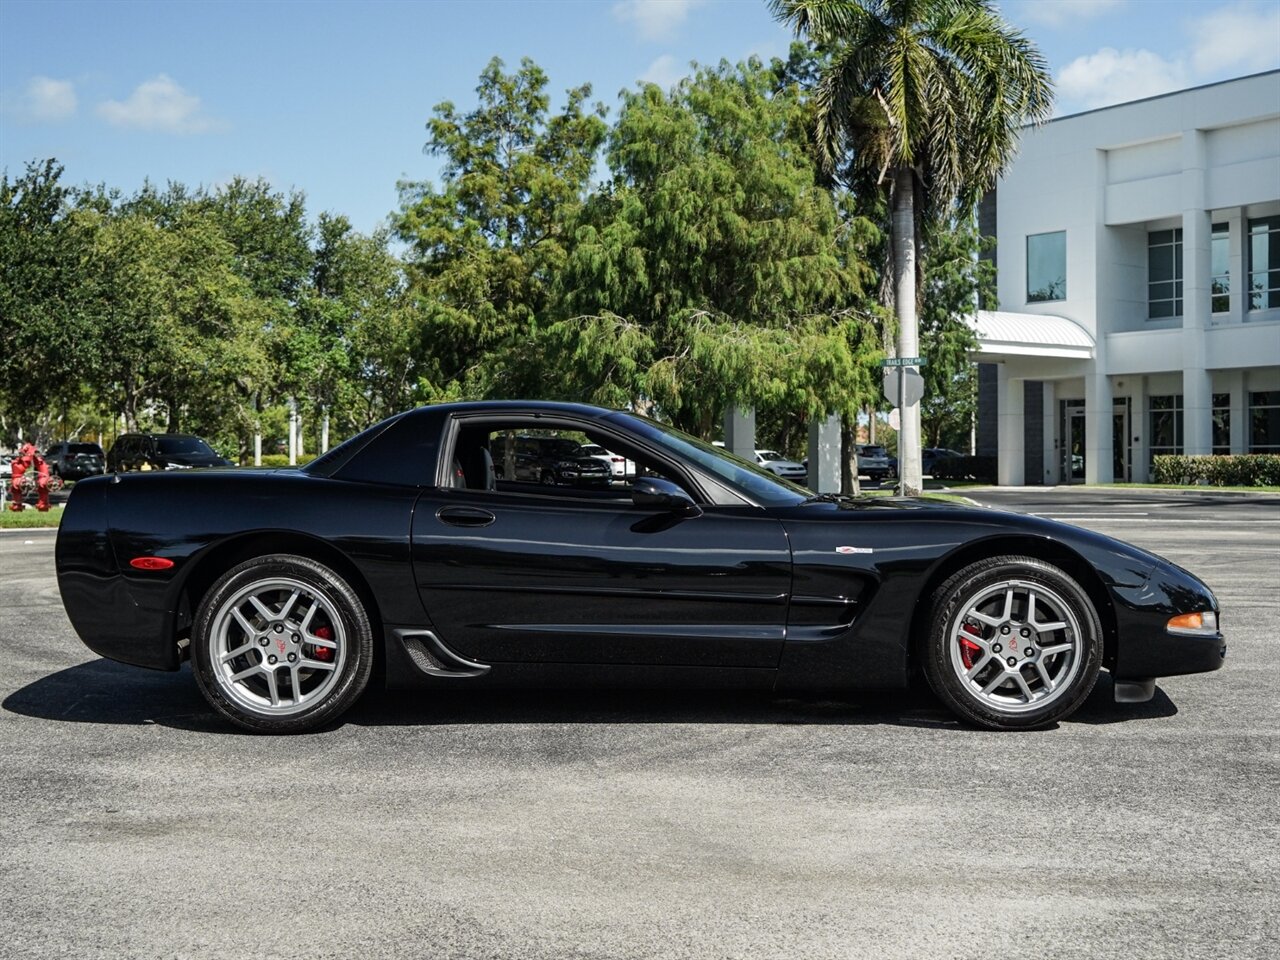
[631,476,702,517]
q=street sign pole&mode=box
[898,365,906,496]
[881,358,926,495]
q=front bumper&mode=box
[1109,561,1226,681]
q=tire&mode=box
[191,554,374,733]
[922,555,1102,730]
[540,470,556,486]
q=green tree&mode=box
[297,214,422,435]
[918,217,992,448]
[0,160,99,438]
[554,56,881,441]
[196,177,313,303]
[86,204,263,439]
[771,0,1053,492]
[395,57,608,400]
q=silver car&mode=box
[754,449,808,482]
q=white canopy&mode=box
[966,310,1095,360]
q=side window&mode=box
[449,420,683,503]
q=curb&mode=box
[958,484,1280,499]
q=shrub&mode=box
[252,454,318,468]
[931,455,996,483]
[1151,454,1280,487]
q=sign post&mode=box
[881,357,927,496]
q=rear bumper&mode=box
[55,478,179,671]
[57,570,178,670]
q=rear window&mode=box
[68,443,103,455]
[862,446,888,457]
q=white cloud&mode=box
[1017,0,1123,28]
[639,54,687,88]
[1057,47,1189,110]
[96,74,221,134]
[613,0,705,41]
[6,76,77,122]
[1190,2,1280,76]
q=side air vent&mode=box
[394,630,490,679]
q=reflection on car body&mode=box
[44,442,106,481]
[105,433,233,473]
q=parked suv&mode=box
[106,434,233,472]
[579,443,636,482]
[922,447,966,476]
[507,436,612,487]
[44,442,106,481]
[857,445,892,483]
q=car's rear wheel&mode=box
[191,554,373,733]
[923,556,1102,730]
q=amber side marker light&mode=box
[1167,611,1218,636]
[129,557,175,571]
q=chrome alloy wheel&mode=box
[209,577,347,717]
[948,579,1083,714]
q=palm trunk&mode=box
[892,167,922,496]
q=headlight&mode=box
[1167,611,1218,636]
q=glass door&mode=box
[1062,403,1086,483]
[1112,399,1131,483]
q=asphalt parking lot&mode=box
[1,489,1277,960]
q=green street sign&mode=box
[881,356,927,366]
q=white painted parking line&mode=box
[1031,511,1149,517]
[1045,517,1280,523]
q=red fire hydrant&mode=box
[9,443,50,512]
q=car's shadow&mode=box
[3,658,1178,734]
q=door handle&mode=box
[437,506,496,528]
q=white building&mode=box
[974,71,1280,485]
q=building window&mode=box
[1211,223,1230,313]
[1026,231,1066,302]
[1149,394,1183,469]
[1250,391,1280,452]
[1148,228,1183,319]
[1249,216,1280,310]
[1212,393,1231,455]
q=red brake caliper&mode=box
[959,623,983,670]
[311,625,334,662]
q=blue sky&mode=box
[2,0,1278,235]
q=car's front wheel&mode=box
[922,556,1102,730]
[191,554,373,733]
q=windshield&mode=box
[156,436,215,456]
[862,446,887,457]
[610,413,810,506]
[756,449,785,461]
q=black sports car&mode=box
[56,401,1224,733]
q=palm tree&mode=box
[770,0,1053,493]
